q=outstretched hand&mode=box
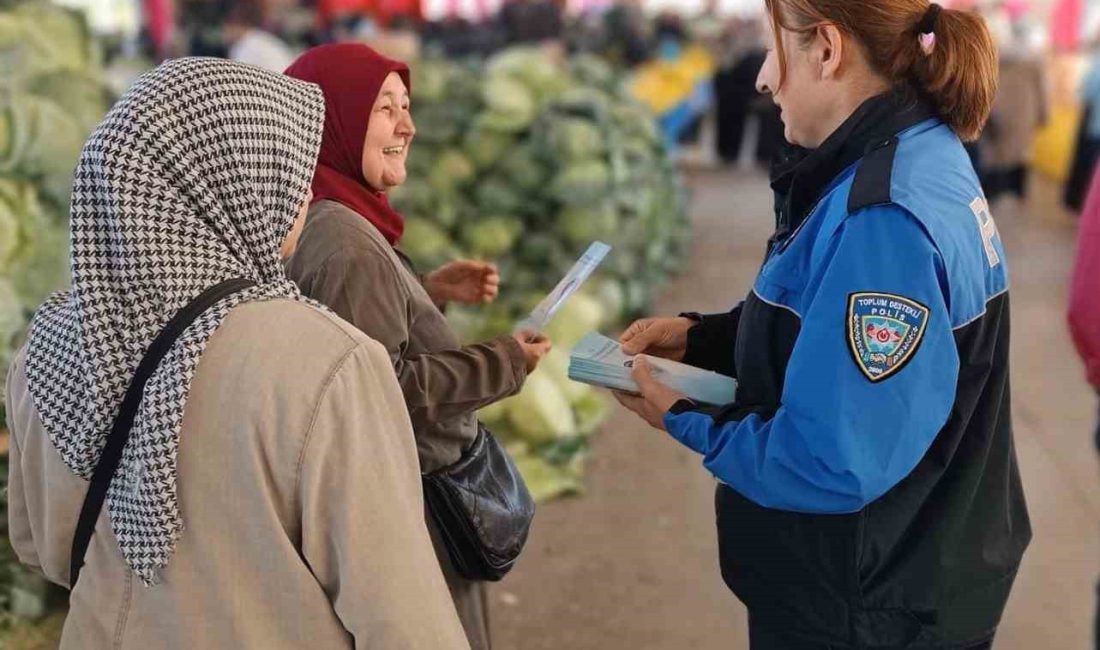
[425,260,500,305]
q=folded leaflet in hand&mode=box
[568,333,737,406]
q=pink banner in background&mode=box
[142,0,175,59]
[1051,0,1083,52]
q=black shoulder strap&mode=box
[69,278,256,587]
[847,136,899,214]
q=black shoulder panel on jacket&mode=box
[847,137,899,214]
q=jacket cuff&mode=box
[682,315,721,370]
[496,334,529,392]
[668,398,698,415]
[681,308,741,376]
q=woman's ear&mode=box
[816,23,845,81]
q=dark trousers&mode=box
[1065,105,1100,213]
[984,165,1029,201]
[748,622,994,650]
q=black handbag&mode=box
[422,423,536,582]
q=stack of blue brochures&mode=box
[568,333,737,406]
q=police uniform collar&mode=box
[768,89,937,253]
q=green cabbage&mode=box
[498,145,546,192]
[477,397,511,428]
[549,88,612,123]
[573,391,610,437]
[464,128,514,170]
[516,232,567,268]
[411,60,451,104]
[556,203,619,247]
[549,161,611,205]
[13,2,96,76]
[505,372,577,445]
[9,210,68,310]
[570,54,616,91]
[540,347,589,402]
[414,104,465,145]
[487,48,571,100]
[26,70,110,130]
[513,453,584,503]
[400,217,458,270]
[0,277,25,373]
[0,183,21,273]
[11,96,85,194]
[460,215,521,258]
[590,279,626,324]
[548,117,605,162]
[474,177,524,216]
[479,76,537,133]
[387,177,436,218]
[428,149,476,195]
[474,109,535,135]
[545,293,605,348]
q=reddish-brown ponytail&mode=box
[764,0,998,142]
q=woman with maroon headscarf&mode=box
[284,44,551,650]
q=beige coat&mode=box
[5,299,471,650]
[285,200,529,650]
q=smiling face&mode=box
[361,71,415,192]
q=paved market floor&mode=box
[490,168,1100,650]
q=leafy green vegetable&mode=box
[513,453,584,502]
[460,215,521,258]
[549,160,611,205]
[505,372,577,445]
[400,217,459,270]
[557,203,619,247]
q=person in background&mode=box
[984,6,1048,204]
[1065,35,1100,212]
[180,0,229,58]
[142,0,177,60]
[316,0,372,40]
[1067,166,1100,650]
[284,44,551,650]
[499,0,566,45]
[714,19,768,166]
[615,1,1029,647]
[602,0,651,67]
[224,0,297,72]
[5,58,468,649]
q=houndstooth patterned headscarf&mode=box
[23,58,325,585]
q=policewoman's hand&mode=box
[613,357,687,432]
[425,260,500,305]
[619,317,694,361]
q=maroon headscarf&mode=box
[285,44,411,245]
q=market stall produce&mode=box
[0,1,112,403]
[0,0,112,633]
[397,47,690,502]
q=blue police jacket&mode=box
[663,92,1030,647]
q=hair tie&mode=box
[918,3,942,54]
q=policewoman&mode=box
[615,1,1030,648]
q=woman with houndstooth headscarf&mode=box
[5,57,469,649]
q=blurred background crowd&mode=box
[47,0,1100,210]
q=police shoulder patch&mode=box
[847,292,930,383]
